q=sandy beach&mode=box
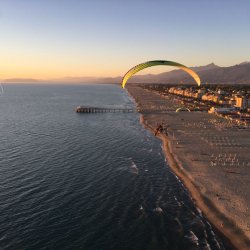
[127,84,250,250]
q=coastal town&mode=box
[141,84,250,127]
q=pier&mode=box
[75,106,137,113]
[75,106,180,113]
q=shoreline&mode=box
[127,85,250,250]
[140,115,238,250]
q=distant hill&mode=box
[193,62,250,84]
[4,78,40,83]
[2,62,250,84]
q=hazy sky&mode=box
[0,0,249,79]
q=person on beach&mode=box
[154,124,163,136]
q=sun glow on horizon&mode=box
[1,1,249,82]
[0,58,127,80]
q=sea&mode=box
[0,84,232,250]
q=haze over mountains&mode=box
[3,62,250,84]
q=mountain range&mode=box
[118,62,250,85]
[3,62,250,84]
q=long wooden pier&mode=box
[75,106,137,113]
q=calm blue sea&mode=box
[0,84,231,250]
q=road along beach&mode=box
[127,84,250,250]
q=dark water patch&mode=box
[0,84,232,249]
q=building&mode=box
[235,96,248,109]
[208,107,236,114]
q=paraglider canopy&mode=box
[121,60,201,88]
[176,107,191,112]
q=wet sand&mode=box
[127,84,250,250]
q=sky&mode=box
[0,0,249,80]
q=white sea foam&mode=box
[196,207,202,215]
[203,241,211,250]
[130,161,139,175]
[154,207,163,213]
[184,230,199,245]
